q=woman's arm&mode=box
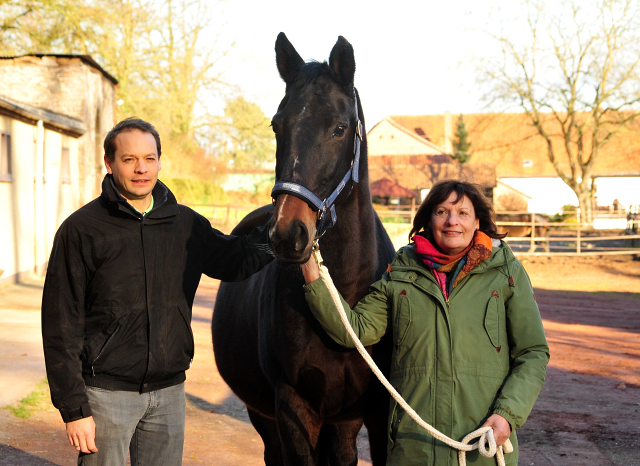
[302,257,390,348]
[492,260,550,430]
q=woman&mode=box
[301,180,549,465]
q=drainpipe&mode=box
[34,120,45,276]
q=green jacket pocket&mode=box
[484,291,501,348]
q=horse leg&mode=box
[248,408,284,466]
[316,420,362,466]
[362,399,389,466]
[275,384,323,466]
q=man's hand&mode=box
[482,414,511,446]
[66,416,98,454]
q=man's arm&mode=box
[194,214,273,282]
[41,221,93,425]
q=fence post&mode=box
[530,212,535,252]
[576,208,581,254]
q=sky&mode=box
[206,0,510,128]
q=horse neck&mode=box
[316,155,380,304]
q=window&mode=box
[0,132,11,182]
[61,145,71,184]
[523,159,533,167]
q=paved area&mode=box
[0,277,46,408]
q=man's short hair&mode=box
[104,117,162,161]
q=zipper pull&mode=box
[91,366,95,377]
[445,298,450,307]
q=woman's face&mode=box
[430,192,480,255]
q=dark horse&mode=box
[211,33,395,465]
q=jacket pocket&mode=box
[84,313,128,365]
[177,302,195,361]
[484,292,501,349]
[393,292,412,349]
[161,302,195,377]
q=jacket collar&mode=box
[391,239,516,277]
[100,174,180,219]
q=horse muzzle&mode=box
[269,194,317,263]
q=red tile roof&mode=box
[389,113,640,177]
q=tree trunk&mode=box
[576,189,592,225]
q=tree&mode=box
[451,114,473,164]
[478,0,640,222]
[213,96,276,169]
[0,0,232,180]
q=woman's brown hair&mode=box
[408,179,506,242]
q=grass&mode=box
[7,379,51,419]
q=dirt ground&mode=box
[0,254,638,466]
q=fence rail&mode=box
[188,204,640,257]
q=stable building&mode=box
[0,55,117,285]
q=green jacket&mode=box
[304,240,549,466]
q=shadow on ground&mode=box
[535,288,640,332]
[186,392,250,424]
[0,444,59,466]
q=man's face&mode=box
[104,130,161,208]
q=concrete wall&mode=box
[498,176,640,216]
[497,178,577,215]
[0,118,80,286]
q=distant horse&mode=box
[211,33,395,466]
[496,213,550,253]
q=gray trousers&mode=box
[79,382,186,466]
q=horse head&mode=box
[269,32,363,263]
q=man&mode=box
[41,118,273,465]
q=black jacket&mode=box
[42,176,272,422]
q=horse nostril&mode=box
[293,221,309,252]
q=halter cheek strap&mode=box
[271,88,363,239]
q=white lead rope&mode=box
[312,246,513,466]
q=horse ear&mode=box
[329,36,355,89]
[275,32,304,84]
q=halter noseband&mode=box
[271,88,363,239]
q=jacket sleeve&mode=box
[303,275,391,347]
[41,221,93,423]
[492,259,549,430]
[194,213,274,282]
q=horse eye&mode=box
[333,125,347,138]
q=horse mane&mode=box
[291,60,353,95]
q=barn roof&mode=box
[0,54,118,85]
[389,113,640,178]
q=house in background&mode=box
[367,115,496,200]
[388,113,640,215]
[0,55,117,285]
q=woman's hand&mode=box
[482,414,511,446]
[300,255,320,284]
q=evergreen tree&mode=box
[451,114,472,164]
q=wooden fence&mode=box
[494,210,640,256]
[188,204,640,257]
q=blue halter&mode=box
[271,89,363,239]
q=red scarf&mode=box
[413,231,493,299]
